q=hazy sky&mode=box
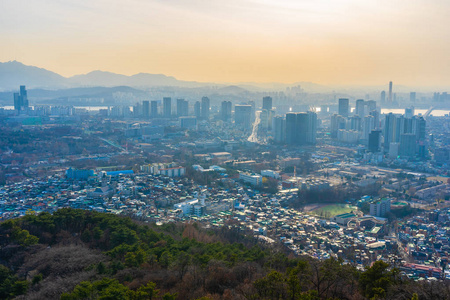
[1,0,449,86]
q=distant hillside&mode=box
[68,71,201,88]
[0,61,333,93]
[0,61,67,90]
[0,61,214,91]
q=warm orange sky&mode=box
[1,0,449,86]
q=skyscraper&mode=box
[262,96,272,110]
[249,100,256,122]
[285,113,297,145]
[366,100,377,112]
[133,102,142,117]
[369,110,380,129]
[383,113,396,152]
[177,99,189,117]
[150,101,158,118]
[142,101,150,118]
[414,116,426,142]
[163,97,172,118]
[220,101,232,122]
[20,85,28,108]
[272,115,285,143]
[285,112,316,145]
[330,114,347,138]
[194,101,201,118]
[355,99,365,117]
[388,81,393,103]
[405,107,414,118]
[201,96,210,120]
[234,105,252,130]
[380,91,386,104]
[338,98,349,117]
[400,133,416,158]
[350,115,362,131]
[368,130,381,152]
[307,111,317,144]
[13,85,29,111]
[410,92,416,103]
[363,115,375,143]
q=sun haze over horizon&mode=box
[1,0,449,87]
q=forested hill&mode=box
[0,209,446,300]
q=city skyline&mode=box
[1,1,449,87]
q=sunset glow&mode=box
[1,0,449,86]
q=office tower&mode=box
[338,98,349,117]
[388,81,393,103]
[201,96,210,120]
[363,115,375,142]
[402,117,414,134]
[331,114,346,138]
[400,133,416,158]
[285,112,316,145]
[123,105,132,118]
[150,101,158,118]
[389,142,400,158]
[414,116,426,142]
[368,130,381,152]
[350,115,361,131]
[273,115,285,143]
[394,115,404,143]
[366,100,377,112]
[133,102,142,117]
[369,110,380,129]
[380,91,386,104]
[194,101,201,118]
[383,113,396,152]
[355,99,365,117]
[220,101,232,122]
[13,93,20,111]
[110,106,122,117]
[405,107,414,118]
[285,113,297,145]
[433,92,440,102]
[296,113,309,144]
[13,85,29,111]
[262,96,272,110]
[307,111,317,144]
[410,92,416,103]
[177,99,189,117]
[260,109,269,130]
[244,100,255,123]
[234,105,252,130]
[20,85,28,108]
[142,101,150,118]
[163,97,172,118]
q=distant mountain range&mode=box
[0,61,214,91]
[0,61,331,93]
[1,61,444,94]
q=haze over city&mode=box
[1,0,450,87]
[1,1,450,299]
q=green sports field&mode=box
[311,204,356,217]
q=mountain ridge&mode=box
[0,61,331,92]
[1,61,445,93]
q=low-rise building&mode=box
[239,172,262,186]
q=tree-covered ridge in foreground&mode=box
[0,209,447,300]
